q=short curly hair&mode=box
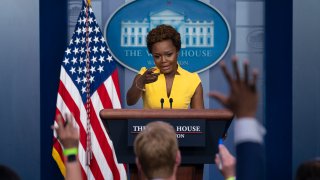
[146,24,181,53]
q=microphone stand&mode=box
[169,98,173,109]
[160,98,164,109]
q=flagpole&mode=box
[84,0,92,166]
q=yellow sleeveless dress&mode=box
[138,66,201,109]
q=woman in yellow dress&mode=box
[126,24,204,109]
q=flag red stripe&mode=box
[53,140,64,163]
[111,69,121,103]
[58,81,87,149]
[98,73,128,176]
[88,155,105,180]
[81,167,87,180]
[55,108,66,123]
[89,100,121,180]
[97,84,113,109]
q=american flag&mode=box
[52,1,127,179]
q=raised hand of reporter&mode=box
[209,57,258,118]
[53,114,79,149]
[52,114,82,180]
[215,144,236,179]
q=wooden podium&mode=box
[100,109,233,180]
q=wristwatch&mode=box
[67,154,77,162]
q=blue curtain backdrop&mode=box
[40,0,67,179]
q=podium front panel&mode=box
[104,118,230,164]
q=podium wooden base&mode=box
[129,164,203,180]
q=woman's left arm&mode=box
[190,83,204,109]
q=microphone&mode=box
[160,98,164,109]
[169,98,173,109]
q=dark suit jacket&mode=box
[236,142,265,180]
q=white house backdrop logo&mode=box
[120,9,214,48]
[105,0,231,73]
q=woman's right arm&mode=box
[126,74,145,106]
[126,68,159,106]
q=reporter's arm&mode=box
[234,118,266,145]
[215,144,236,179]
[209,57,264,180]
[53,114,82,180]
[65,156,82,180]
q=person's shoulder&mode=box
[178,66,194,75]
[178,67,200,80]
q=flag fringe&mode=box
[52,147,66,177]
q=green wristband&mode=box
[63,147,78,156]
[226,177,236,180]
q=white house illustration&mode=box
[120,9,214,48]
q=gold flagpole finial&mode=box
[86,0,91,6]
